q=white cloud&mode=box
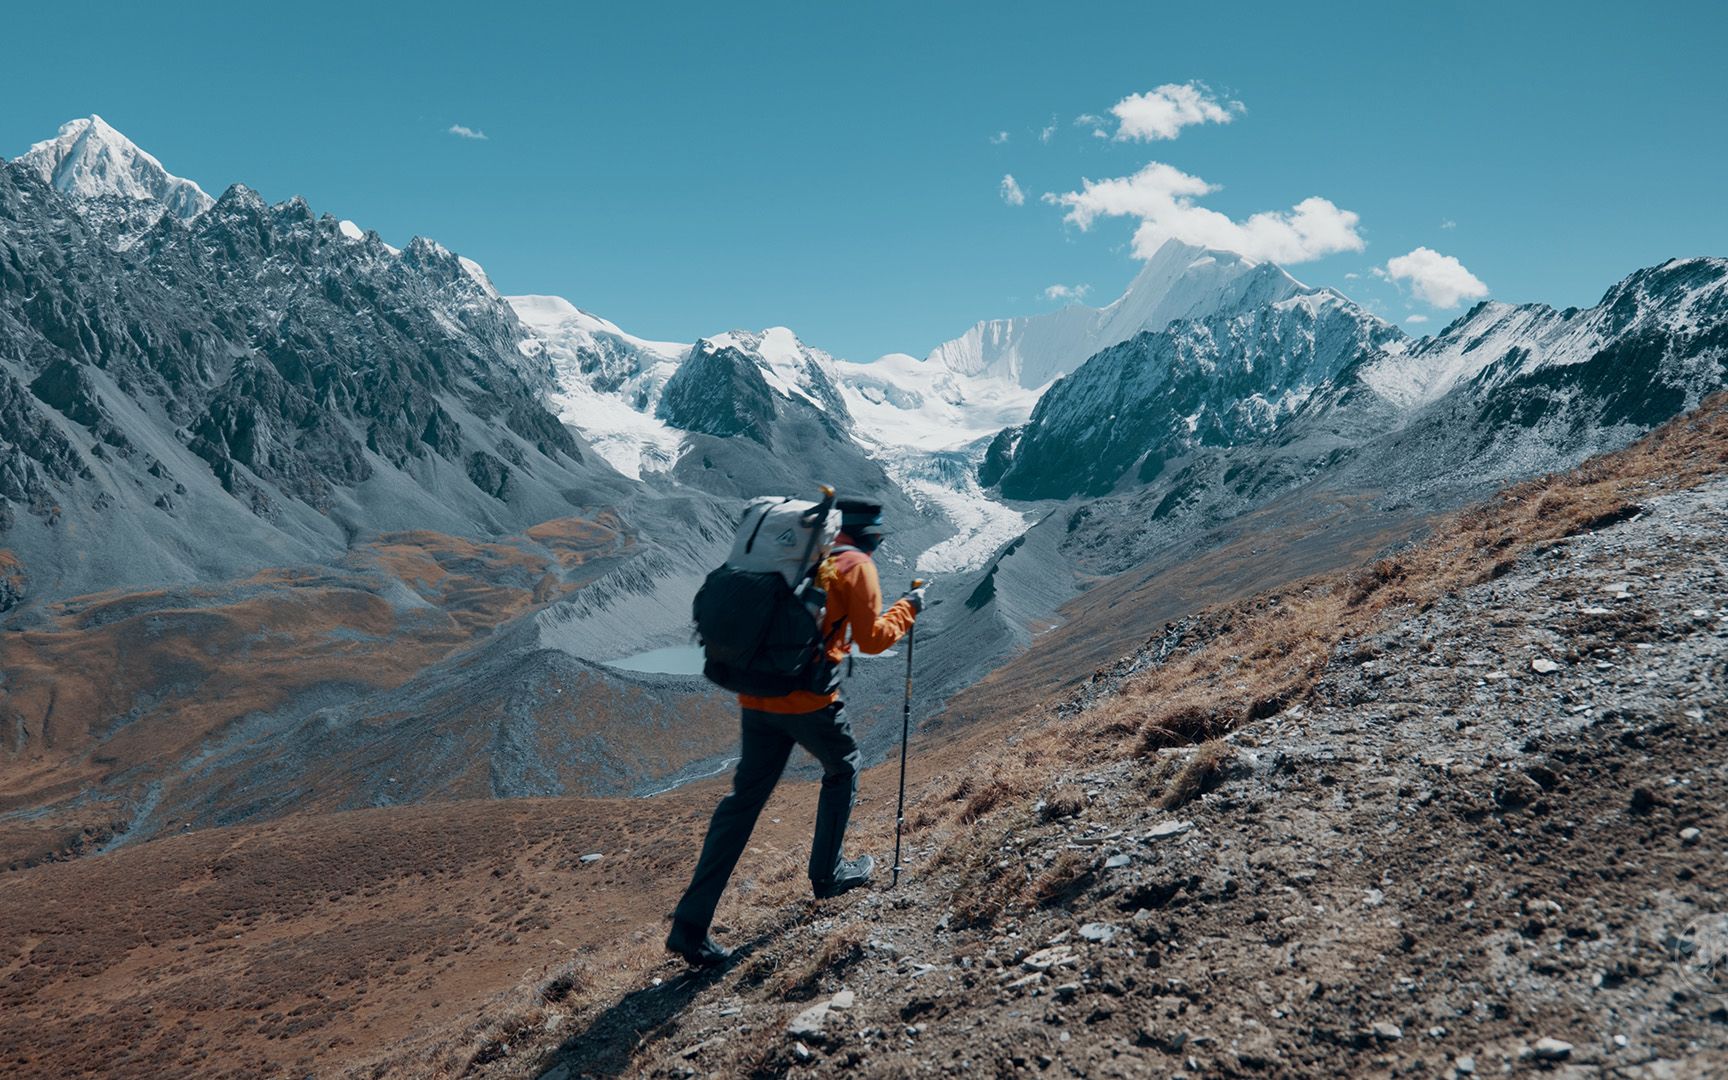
[1440,219,1457,230]
[999,174,1026,206]
[1384,247,1489,308]
[1045,161,1365,264]
[1072,113,1109,138]
[1040,121,1056,144]
[1343,271,1360,280]
[990,130,1010,145]
[1043,283,1092,302]
[1110,82,1243,142]
[1405,314,1430,324]
[448,123,488,140]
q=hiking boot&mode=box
[813,854,875,899]
[665,919,732,967]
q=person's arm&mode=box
[842,557,915,654]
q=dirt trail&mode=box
[531,474,1727,1078]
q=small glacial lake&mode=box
[603,644,707,675]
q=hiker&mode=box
[666,498,926,967]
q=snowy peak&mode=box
[694,327,843,412]
[16,115,213,219]
[1360,256,1728,410]
[926,238,1308,390]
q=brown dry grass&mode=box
[1155,740,1233,810]
[987,391,1728,790]
[1039,784,1088,822]
[776,921,868,1000]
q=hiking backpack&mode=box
[692,488,842,696]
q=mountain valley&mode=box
[1,114,1725,1078]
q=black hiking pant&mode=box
[672,702,860,931]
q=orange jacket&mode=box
[738,543,916,714]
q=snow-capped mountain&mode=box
[985,251,1728,521]
[511,295,686,479]
[14,115,213,244]
[990,287,1399,499]
[1362,256,1728,411]
[926,240,1304,389]
[658,327,850,443]
[0,138,633,604]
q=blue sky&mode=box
[5,1,1726,359]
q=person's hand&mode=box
[904,582,929,614]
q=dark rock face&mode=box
[466,451,511,499]
[0,551,22,611]
[977,425,1023,489]
[658,342,782,444]
[0,366,89,521]
[657,332,854,450]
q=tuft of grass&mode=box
[1026,850,1094,909]
[1156,740,1233,810]
[1038,785,1088,822]
[778,922,867,1000]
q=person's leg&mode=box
[788,702,862,884]
[672,710,795,930]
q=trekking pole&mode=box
[891,579,923,889]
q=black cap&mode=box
[836,498,885,537]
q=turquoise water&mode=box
[604,643,707,675]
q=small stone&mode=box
[1145,820,1194,840]
[787,1002,831,1038]
[1531,658,1560,674]
[1613,1035,1628,1048]
[1372,1022,1403,1041]
[1022,945,1074,971]
[1104,853,1132,869]
[829,989,855,1010]
[1679,827,1702,846]
[1054,982,1081,999]
[579,852,603,863]
[1581,606,1613,615]
[1454,1055,1476,1075]
[792,1041,813,1061]
[1079,922,1118,944]
[1531,1038,1573,1060]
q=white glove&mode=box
[904,584,929,614]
